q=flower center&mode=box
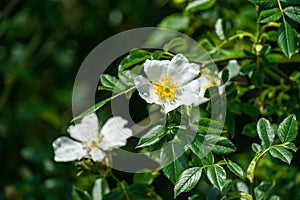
[153,74,178,101]
[82,135,102,151]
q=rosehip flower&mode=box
[134,54,200,113]
[52,113,132,162]
[191,68,224,106]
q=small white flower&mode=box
[191,68,224,106]
[52,113,132,162]
[134,54,200,113]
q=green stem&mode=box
[246,143,289,198]
[209,32,256,54]
[112,86,136,99]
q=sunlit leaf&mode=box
[259,8,282,23]
[207,135,236,155]
[118,49,150,72]
[284,6,300,24]
[283,142,298,152]
[227,160,245,180]
[252,143,262,153]
[174,167,202,197]
[278,20,296,58]
[161,141,188,184]
[257,118,275,148]
[186,0,216,12]
[270,146,293,164]
[136,125,166,148]
[278,114,298,143]
[206,164,227,191]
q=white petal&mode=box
[193,96,209,106]
[218,85,226,95]
[177,80,200,105]
[164,101,182,113]
[52,136,87,162]
[198,76,212,96]
[99,116,132,150]
[90,147,106,162]
[134,75,161,105]
[144,59,169,81]
[68,113,99,142]
[167,54,200,85]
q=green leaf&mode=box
[92,178,110,200]
[99,74,126,92]
[269,146,293,164]
[241,103,260,117]
[133,171,159,185]
[136,125,165,148]
[118,65,143,87]
[72,186,92,200]
[278,20,296,58]
[208,135,236,155]
[206,165,227,191]
[283,142,298,152]
[257,118,275,148]
[189,135,214,163]
[151,50,164,60]
[251,67,264,87]
[226,161,245,180]
[259,8,282,23]
[198,118,225,134]
[163,37,186,52]
[118,49,150,72]
[281,0,300,4]
[284,6,300,24]
[252,143,262,153]
[71,97,112,122]
[221,68,230,83]
[186,0,216,12]
[160,142,188,184]
[103,191,123,200]
[200,152,215,166]
[254,181,275,200]
[242,123,258,138]
[127,184,151,196]
[278,114,298,142]
[159,14,190,31]
[249,0,277,8]
[174,167,202,197]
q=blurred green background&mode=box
[0,0,176,199]
[1,0,300,199]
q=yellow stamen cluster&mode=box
[153,74,178,101]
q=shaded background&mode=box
[1,0,300,199]
[0,0,176,199]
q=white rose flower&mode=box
[134,54,200,113]
[52,113,132,162]
[191,68,225,106]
